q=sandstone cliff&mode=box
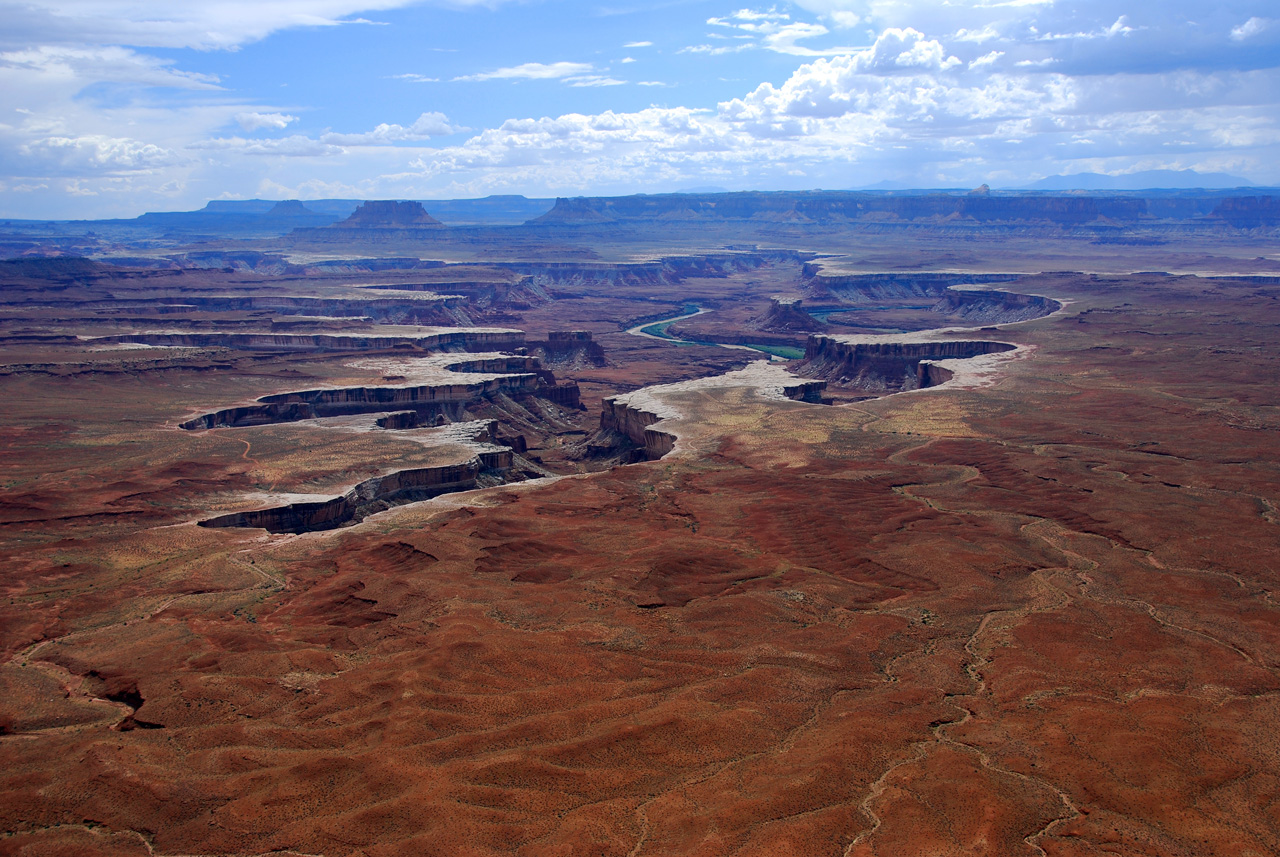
[751,298,829,333]
[199,451,512,534]
[800,336,1016,392]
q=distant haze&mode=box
[1023,170,1255,191]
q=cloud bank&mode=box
[1,0,1278,217]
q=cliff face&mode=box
[181,353,579,430]
[530,191,1159,227]
[933,289,1061,323]
[99,329,524,353]
[800,336,1016,392]
[599,373,827,461]
[599,398,676,461]
[199,453,511,534]
[91,294,480,326]
[1211,197,1280,229]
[497,253,801,288]
[804,271,1019,302]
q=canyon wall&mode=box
[803,271,1020,302]
[97,329,525,353]
[932,289,1062,323]
[801,336,1016,392]
[599,399,676,461]
[182,375,543,430]
[599,375,827,461]
[199,451,512,534]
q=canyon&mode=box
[1,192,1279,857]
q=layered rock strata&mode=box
[200,450,512,534]
[94,327,523,353]
[528,331,607,368]
[181,353,577,429]
[801,334,1017,392]
[933,287,1061,323]
[331,200,444,229]
[803,270,1021,302]
[752,298,829,333]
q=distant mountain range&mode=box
[1023,169,1254,190]
[851,170,1257,192]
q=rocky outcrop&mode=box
[199,451,512,534]
[752,298,829,333]
[529,331,608,368]
[800,336,1016,392]
[334,201,444,228]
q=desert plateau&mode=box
[0,188,1277,855]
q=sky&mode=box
[1,0,1278,219]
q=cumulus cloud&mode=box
[321,112,460,144]
[236,111,297,131]
[195,112,462,153]
[21,134,179,174]
[5,0,1280,216]
[969,50,1003,70]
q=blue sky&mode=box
[2,0,1278,218]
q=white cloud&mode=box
[195,112,462,152]
[1231,17,1270,41]
[699,8,863,56]
[565,76,627,87]
[624,40,653,48]
[390,72,438,83]
[0,1,501,51]
[5,1,1280,217]
[1038,15,1135,42]
[969,50,1003,70]
[0,45,220,90]
[322,111,459,144]
[455,61,595,82]
[21,133,178,173]
[236,111,297,131]
[190,134,343,157]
